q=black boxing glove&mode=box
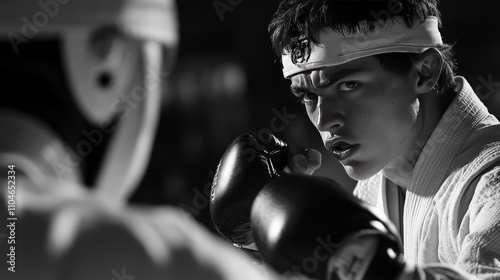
[210,131,288,261]
[251,174,406,280]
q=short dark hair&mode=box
[269,0,457,95]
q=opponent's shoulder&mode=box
[7,196,276,280]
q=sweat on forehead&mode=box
[282,16,442,79]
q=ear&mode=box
[413,48,443,94]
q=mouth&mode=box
[326,140,358,161]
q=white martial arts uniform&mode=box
[355,77,500,279]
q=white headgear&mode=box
[0,0,178,204]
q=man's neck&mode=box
[383,90,456,189]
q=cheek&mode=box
[390,97,420,128]
[353,98,419,145]
[371,83,419,126]
[305,106,318,126]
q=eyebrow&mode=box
[290,67,364,95]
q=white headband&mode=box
[282,16,442,79]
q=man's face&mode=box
[290,56,422,180]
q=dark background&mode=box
[131,0,500,232]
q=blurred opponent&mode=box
[0,1,276,279]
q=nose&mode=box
[314,97,345,134]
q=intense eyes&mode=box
[338,81,358,92]
[297,92,318,104]
[296,81,358,104]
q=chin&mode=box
[342,162,380,181]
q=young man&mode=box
[269,0,500,279]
